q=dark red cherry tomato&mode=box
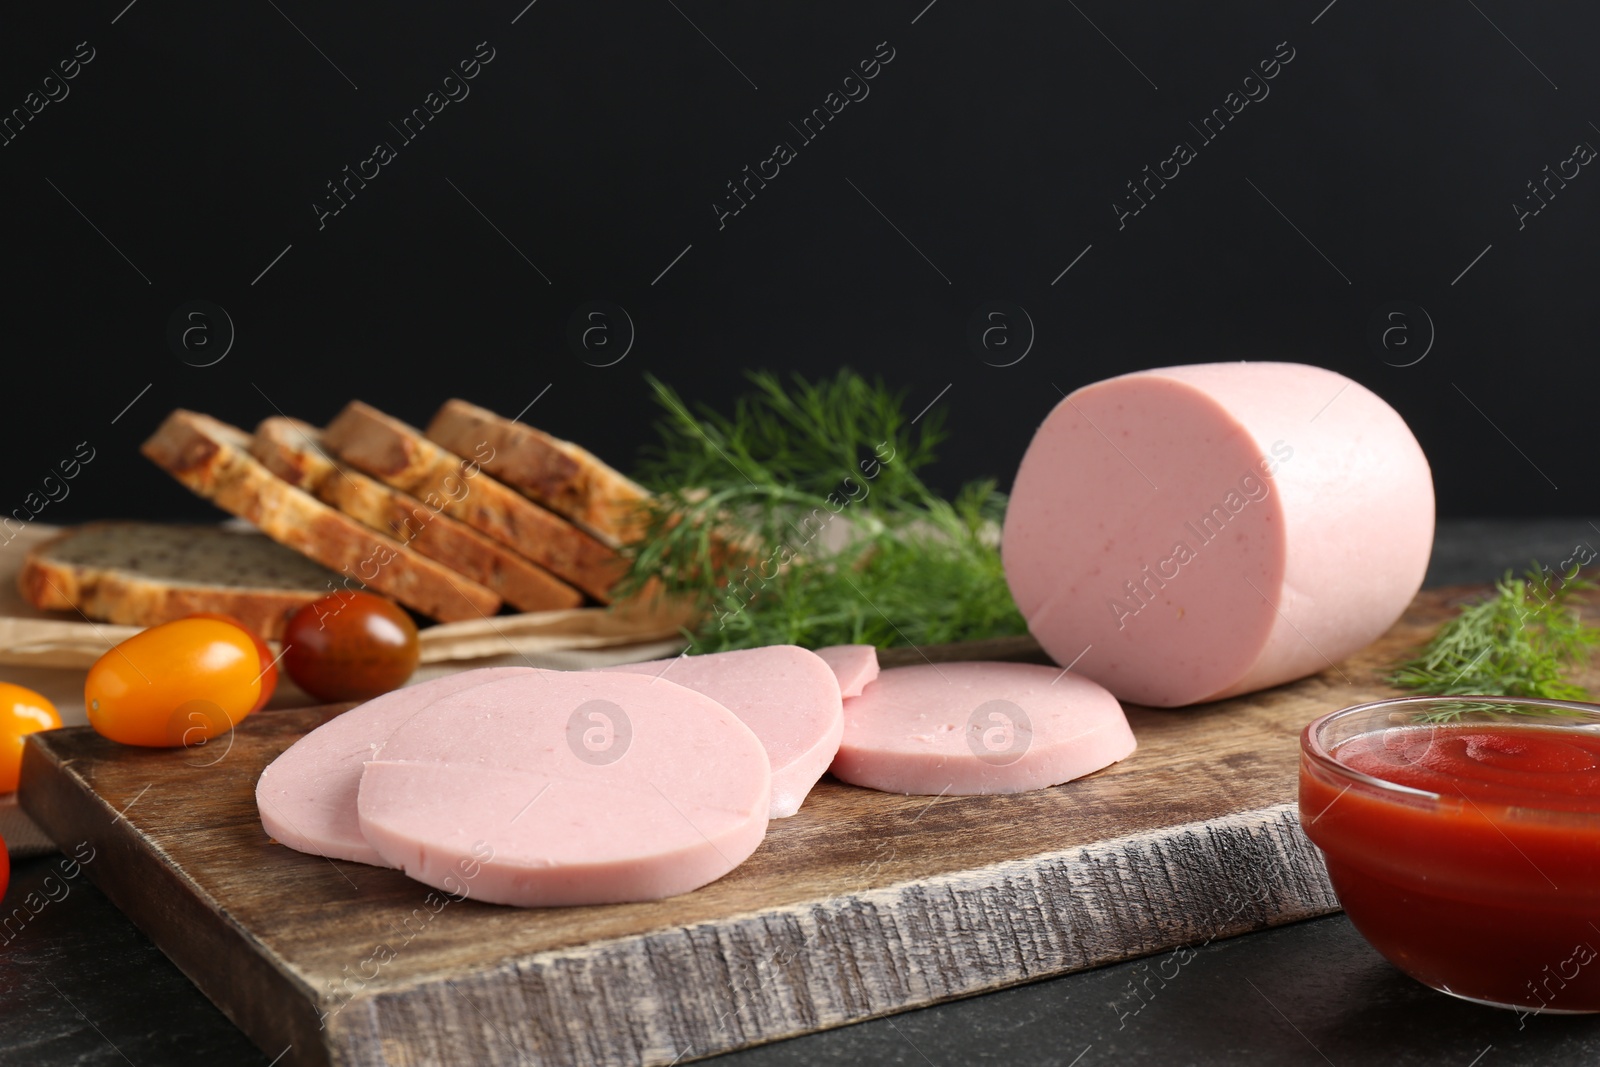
[281,592,420,703]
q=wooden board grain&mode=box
[16,586,1542,1067]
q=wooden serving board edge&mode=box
[24,721,1337,1067]
[327,805,1336,1067]
[19,742,332,1065]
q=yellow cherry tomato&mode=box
[187,613,278,711]
[85,618,264,747]
[0,683,62,792]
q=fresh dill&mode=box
[616,370,1027,652]
[1388,565,1600,718]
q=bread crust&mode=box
[17,522,334,640]
[425,399,649,546]
[251,418,583,613]
[141,410,502,622]
[324,402,624,602]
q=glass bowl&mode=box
[1299,695,1600,1015]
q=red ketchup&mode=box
[1301,719,1600,1016]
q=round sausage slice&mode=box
[830,662,1134,796]
[357,670,771,907]
[593,645,843,818]
[256,667,533,866]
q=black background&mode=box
[1,1,1595,523]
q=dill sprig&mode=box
[616,370,1027,652]
[1404,699,1591,726]
[1388,565,1600,716]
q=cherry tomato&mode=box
[187,613,278,711]
[85,618,264,747]
[0,683,62,793]
[282,592,420,703]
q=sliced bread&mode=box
[323,401,624,602]
[141,410,502,622]
[425,398,650,546]
[18,522,338,640]
[251,417,583,614]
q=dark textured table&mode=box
[3,519,1597,1066]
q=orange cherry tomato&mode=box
[282,592,419,703]
[0,683,62,793]
[85,618,264,747]
[187,613,278,711]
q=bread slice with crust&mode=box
[250,417,583,614]
[18,522,338,639]
[323,401,624,602]
[141,410,501,622]
[425,399,650,546]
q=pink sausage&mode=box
[594,645,843,818]
[814,644,881,698]
[255,667,533,866]
[357,670,770,907]
[1002,362,1433,707]
[830,662,1134,796]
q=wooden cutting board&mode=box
[17,586,1525,1067]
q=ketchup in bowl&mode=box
[1300,697,1600,1015]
